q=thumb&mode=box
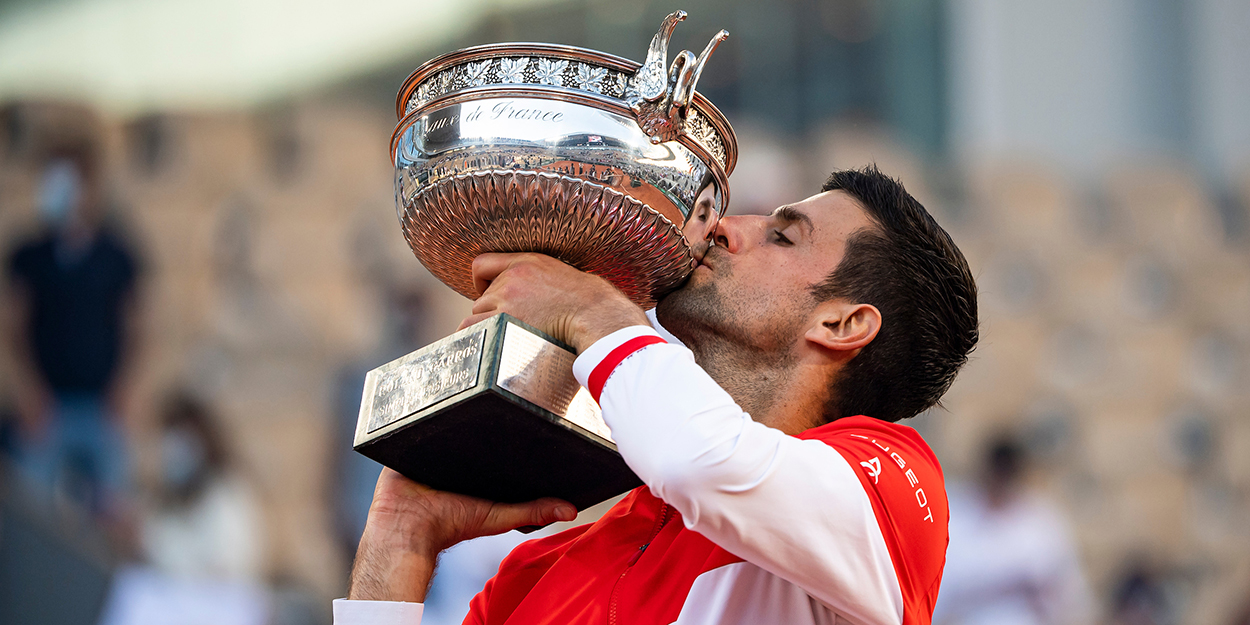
[479,498,577,537]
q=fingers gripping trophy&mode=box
[354,11,737,511]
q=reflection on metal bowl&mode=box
[390,11,737,307]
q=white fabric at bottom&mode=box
[332,598,424,625]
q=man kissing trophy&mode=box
[354,11,735,511]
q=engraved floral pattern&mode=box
[575,64,608,92]
[403,57,729,172]
[685,110,726,167]
[598,73,624,98]
[497,57,528,83]
[414,60,662,104]
[420,82,432,101]
[464,60,492,87]
[535,58,568,86]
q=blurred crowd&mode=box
[1,89,1249,625]
[1,116,273,623]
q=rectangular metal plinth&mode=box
[353,314,642,511]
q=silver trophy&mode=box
[354,11,737,510]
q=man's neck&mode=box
[687,340,823,435]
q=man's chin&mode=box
[656,272,722,342]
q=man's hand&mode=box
[458,253,649,352]
[348,469,576,603]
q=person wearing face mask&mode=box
[3,141,143,518]
[95,392,268,625]
[139,391,264,582]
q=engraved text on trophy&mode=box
[367,328,487,433]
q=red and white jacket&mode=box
[335,319,949,625]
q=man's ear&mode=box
[805,301,881,354]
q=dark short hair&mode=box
[811,165,978,422]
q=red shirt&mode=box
[461,324,949,625]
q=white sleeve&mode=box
[573,326,905,625]
[332,599,424,625]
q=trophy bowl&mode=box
[390,10,737,307]
[355,12,737,511]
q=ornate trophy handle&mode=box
[629,11,729,144]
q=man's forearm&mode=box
[347,473,446,604]
[348,541,437,603]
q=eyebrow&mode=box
[773,205,814,235]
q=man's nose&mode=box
[712,215,746,253]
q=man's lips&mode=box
[699,246,726,271]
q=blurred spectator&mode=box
[97,391,269,625]
[2,140,141,518]
[139,391,264,581]
[933,434,1095,625]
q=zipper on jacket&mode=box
[608,504,671,625]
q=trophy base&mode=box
[353,314,642,511]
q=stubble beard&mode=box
[656,254,805,419]
[656,267,725,349]
[656,250,757,358]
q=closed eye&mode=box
[773,229,793,245]
[773,206,814,238]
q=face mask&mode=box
[37,160,83,226]
[160,427,208,492]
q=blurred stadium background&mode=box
[0,0,1247,623]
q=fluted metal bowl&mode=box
[390,11,736,307]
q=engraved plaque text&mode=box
[367,327,486,433]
